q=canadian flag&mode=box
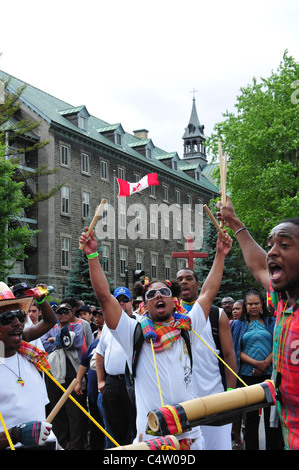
[117,173,159,197]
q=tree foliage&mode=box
[207,51,299,247]
[0,78,62,277]
[0,150,37,276]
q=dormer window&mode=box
[79,115,86,130]
[98,124,125,146]
[115,132,122,146]
[146,147,152,160]
[60,105,90,131]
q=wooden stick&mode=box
[218,140,227,227]
[203,204,227,242]
[79,198,107,250]
[46,378,79,423]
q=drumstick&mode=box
[203,205,227,242]
[79,198,107,250]
[218,140,227,227]
[46,378,79,423]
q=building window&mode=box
[175,189,181,206]
[135,208,141,233]
[163,215,170,239]
[162,184,169,202]
[136,250,143,271]
[61,237,70,268]
[102,199,109,226]
[60,144,70,167]
[81,153,90,174]
[149,185,156,197]
[151,253,158,279]
[61,186,70,215]
[134,173,140,183]
[102,244,110,273]
[187,194,192,210]
[100,160,108,180]
[79,115,86,130]
[176,218,182,241]
[82,192,90,219]
[172,159,178,171]
[165,256,171,280]
[115,133,122,146]
[177,259,187,270]
[150,211,157,238]
[146,147,152,160]
[118,167,125,180]
[120,247,128,276]
[119,201,126,229]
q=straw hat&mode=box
[0,282,33,313]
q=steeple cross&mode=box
[190,88,198,99]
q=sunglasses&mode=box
[0,309,27,326]
[145,287,172,301]
[116,297,131,303]
[57,309,72,315]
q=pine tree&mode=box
[65,246,114,304]
[194,216,258,305]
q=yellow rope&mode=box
[150,338,164,407]
[40,365,120,447]
[164,405,182,434]
[191,328,248,388]
[0,411,15,450]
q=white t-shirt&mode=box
[191,308,225,396]
[96,324,128,375]
[111,301,206,444]
[0,353,49,433]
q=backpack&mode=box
[125,321,193,404]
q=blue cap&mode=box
[113,287,132,299]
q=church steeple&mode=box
[182,95,207,168]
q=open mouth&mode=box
[155,300,166,312]
[268,261,283,282]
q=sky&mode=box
[0,0,298,159]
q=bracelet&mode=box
[226,388,234,392]
[234,227,247,236]
[86,252,99,259]
[35,298,46,304]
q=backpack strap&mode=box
[209,305,221,352]
[209,305,227,388]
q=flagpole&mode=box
[113,170,117,289]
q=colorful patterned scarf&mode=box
[18,340,51,371]
[140,311,192,352]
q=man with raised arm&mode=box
[217,196,299,450]
[79,229,232,449]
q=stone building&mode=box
[0,70,219,297]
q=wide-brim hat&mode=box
[0,282,33,313]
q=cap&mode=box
[113,287,132,299]
[77,305,91,314]
[56,303,72,314]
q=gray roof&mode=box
[0,70,218,193]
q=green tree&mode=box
[0,150,37,276]
[0,78,62,277]
[207,51,299,247]
[1,78,62,203]
[65,246,113,304]
[195,217,259,304]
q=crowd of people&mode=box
[0,195,298,451]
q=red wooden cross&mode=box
[172,235,208,269]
